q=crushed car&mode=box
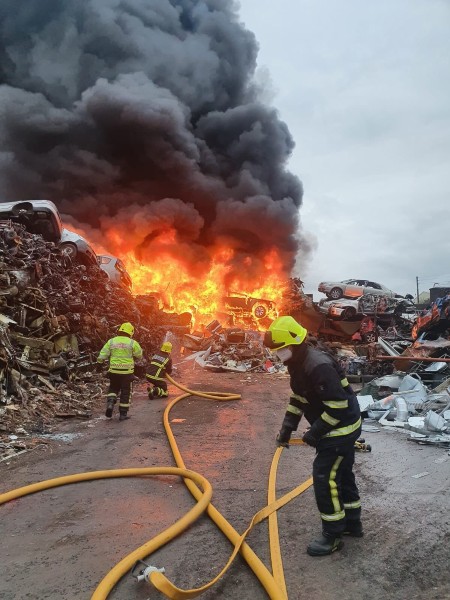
[223,292,278,328]
[319,294,415,321]
[97,255,133,291]
[0,200,98,266]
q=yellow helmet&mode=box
[161,341,172,353]
[118,322,134,337]
[264,316,307,350]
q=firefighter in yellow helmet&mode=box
[264,316,362,556]
[97,322,143,421]
[145,341,173,398]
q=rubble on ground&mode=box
[357,373,450,449]
[0,371,104,463]
[179,320,286,373]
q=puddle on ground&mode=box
[38,433,83,443]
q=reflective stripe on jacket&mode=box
[97,335,143,374]
[145,351,172,382]
[283,345,361,444]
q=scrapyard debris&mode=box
[0,221,193,455]
[412,294,450,340]
[357,372,450,449]
[371,334,450,388]
[179,321,286,373]
[325,343,394,382]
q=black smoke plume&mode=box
[0,0,306,284]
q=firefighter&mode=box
[97,322,143,421]
[146,341,173,398]
[264,316,362,556]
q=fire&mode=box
[67,222,287,328]
[122,246,286,325]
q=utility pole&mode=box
[416,276,420,304]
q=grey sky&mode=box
[238,0,450,299]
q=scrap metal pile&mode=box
[180,320,285,373]
[357,373,450,450]
[0,221,177,451]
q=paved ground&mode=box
[1,367,449,600]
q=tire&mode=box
[342,307,357,320]
[328,287,343,300]
[252,303,268,319]
[363,331,377,343]
[60,242,78,260]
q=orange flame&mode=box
[67,222,287,329]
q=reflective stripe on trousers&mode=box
[107,373,134,413]
[312,436,361,536]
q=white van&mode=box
[0,200,97,265]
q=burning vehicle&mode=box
[223,292,278,328]
[134,294,194,334]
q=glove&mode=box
[276,426,293,448]
[302,429,319,447]
[302,418,334,447]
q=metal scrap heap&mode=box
[0,221,168,443]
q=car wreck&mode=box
[318,278,402,300]
[223,292,278,328]
[0,200,98,266]
[319,294,415,321]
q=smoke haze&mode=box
[0,0,306,281]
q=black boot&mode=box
[307,534,343,556]
[343,521,364,537]
[105,400,114,418]
[119,412,130,421]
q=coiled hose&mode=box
[0,374,313,600]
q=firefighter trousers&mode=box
[106,373,134,415]
[147,376,168,398]
[313,433,362,537]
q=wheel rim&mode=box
[253,305,267,318]
[61,243,77,258]
[330,288,342,299]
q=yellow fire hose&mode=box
[0,374,313,600]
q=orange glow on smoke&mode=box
[67,222,286,328]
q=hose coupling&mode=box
[131,559,165,583]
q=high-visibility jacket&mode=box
[97,335,143,374]
[145,350,172,382]
[282,344,361,445]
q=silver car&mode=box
[318,279,398,300]
[97,255,133,291]
[319,295,414,320]
[0,199,97,266]
[318,298,361,320]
